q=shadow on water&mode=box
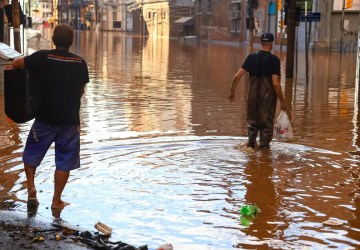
[0,31,360,249]
[237,149,279,249]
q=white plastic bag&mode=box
[274,111,293,140]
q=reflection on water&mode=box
[0,31,360,249]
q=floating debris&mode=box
[32,236,44,242]
[239,204,260,227]
[157,243,174,250]
[53,219,147,249]
[323,220,344,226]
[94,221,112,236]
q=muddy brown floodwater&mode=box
[0,31,360,249]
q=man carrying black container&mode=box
[12,24,89,210]
[228,32,286,149]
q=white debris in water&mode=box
[322,220,345,226]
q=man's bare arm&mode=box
[12,57,25,69]
[272,74,286,110]
[228,68,246,102]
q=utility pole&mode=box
[305,1,309,85]
[285,0,296,78]
[340,0,346,52]
[247,0,258,52]
[189,0,191,16]
[280,0,284,53]
[248,2,254,52]
[139,0,144,36]
[356,8,360,82]
[12,0,21,53]
[0,8,4,42]
[57,0,60,24]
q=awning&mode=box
[174,17,194,26]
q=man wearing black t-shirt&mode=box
[228,33,286,149]
[12,24,89,211]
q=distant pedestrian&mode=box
[12,24,89,210]
[228,32,286,149]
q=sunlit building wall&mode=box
[141,0,170,37]
[99,0,124,31]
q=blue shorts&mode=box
[23,119,81,171]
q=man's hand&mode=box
[228,92,235,102]
[280,101,286,111]
[12,57,25,69]
[228,68,245,103]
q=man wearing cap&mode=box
[228,32,286,149]
[12,24,89,210]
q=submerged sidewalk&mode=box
[0,209,151,250]
[0,210,91,249]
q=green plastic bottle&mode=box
[240,216,251,227]
[240,204,258,216]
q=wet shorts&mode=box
[23,119,81,171]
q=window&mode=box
[113,12,117,21]
[230,19,241,33]
[197,0,202,13]
[207,0,212,13]
[229,2,241,19]
[162,11,166,19]
[113,21,121,28]
[148,12,151,19]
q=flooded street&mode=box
[1,31,360,249]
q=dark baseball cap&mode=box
[260,33,274,42]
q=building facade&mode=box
[192,0,281,44]
[98,0,124,31]
[32,0,54,25]
[326,0,360,52]
[15,0,360,52]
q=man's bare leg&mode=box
[24,163,39,206]
[52,170,70,209]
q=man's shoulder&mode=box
[244,53,257,62]
[271,54,280,64]
[67,51,87,64]
[262,52,280,63]
[247,52,258,58]
[265,51,279,59]
[26,49,51,58]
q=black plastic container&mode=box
[4,68,39,123]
